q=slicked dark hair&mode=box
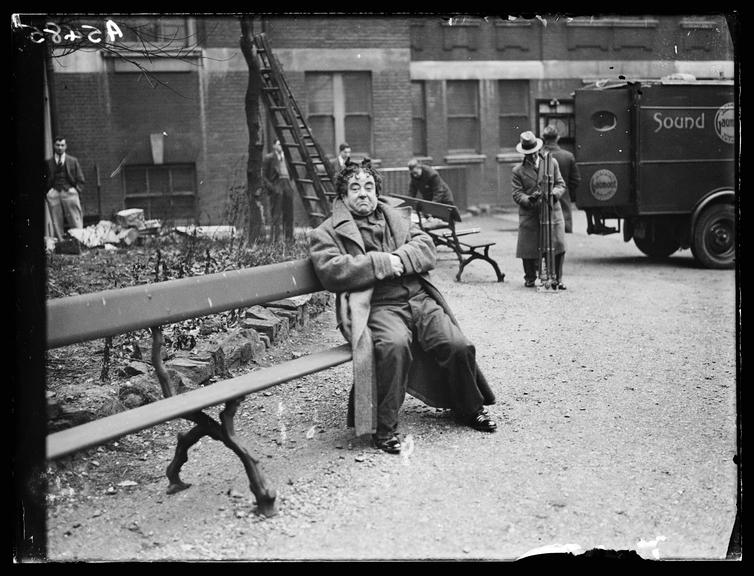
[334,161,383,198]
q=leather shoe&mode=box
[555,282,567,290]
[524,280,536,288]
[461,410,497,432]
[373,434,401,454]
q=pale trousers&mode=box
[46,187,83,240]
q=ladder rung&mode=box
[302,195,321,202]
[309,212,327,218]
[297,178,314,184]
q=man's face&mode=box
[339,147,351,160]
[344,170,378,217]
[273,140,282,154]
[409,164,422,178]
[54,139,67,156]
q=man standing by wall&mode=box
[262,139,294,242]
[541,125,580,234]
[330,142,351,175]
[407,159,455,206]
[46,136,85,241]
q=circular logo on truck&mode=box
[589,169,618,201]
[714,102,735,144]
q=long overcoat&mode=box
[309,197,495,435]
[511,153,567,259]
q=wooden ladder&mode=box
[252,33,336,227]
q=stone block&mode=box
[164,357,213,389]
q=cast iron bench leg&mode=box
[219,398,278,517]
[166,411,223,495]
[151,326,278,517]
[455,247,506,283]
[483,246,506,282]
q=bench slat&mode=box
[386,194,462,223]
[458,241,496,249]
[432,228,480,238]
[47,343,353,460]
[47,259,323,349]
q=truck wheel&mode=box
[633,227,680,258]
[692,204,735,269]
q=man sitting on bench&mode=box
[309,162,497,455]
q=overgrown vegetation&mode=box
[46,231,311,299]
[46,231,313,381]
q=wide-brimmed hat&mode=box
[516,131,543,155]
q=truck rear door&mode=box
[574,86,634,212]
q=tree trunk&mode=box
[240,17,264,244]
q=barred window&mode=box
[123,164,196,223]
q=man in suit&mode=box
[542,125,581,234]
[407,159,455,206]
[330,142,351,175]
[511,131,568,289]
[309,162,496,454]
[46,136,85,241]
[262,139,294,242]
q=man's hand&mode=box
[389,254,405,277]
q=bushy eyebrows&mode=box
[348,179,375,188]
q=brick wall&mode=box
[411,15,734,62]
[53,73,115,220]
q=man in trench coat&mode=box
[309,162,496,454]
[542,125,581,234]
[511,131,568,289]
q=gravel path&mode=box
[45,210,738,561]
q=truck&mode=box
[573,77,736,269]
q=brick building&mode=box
[46,14,734,226]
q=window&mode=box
[499,80,530,149]
[446,80,479,153]
[411,81,427,156]
[537,99,576,148]
[119,16,190,48]
[123,164,196,222]
[305,72,373,157]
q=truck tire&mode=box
[633,223,680,258]
[691,204,735,269]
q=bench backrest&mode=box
[386,193,462,223]
[47,258,323,349]
[46,257,343,459]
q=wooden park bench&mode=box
[387,194,505,283]
[46,259,352,517]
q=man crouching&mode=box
[309,162,496,454]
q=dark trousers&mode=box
[367,291,482,438]
[269,179,294,242]
[522,252,565,282]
